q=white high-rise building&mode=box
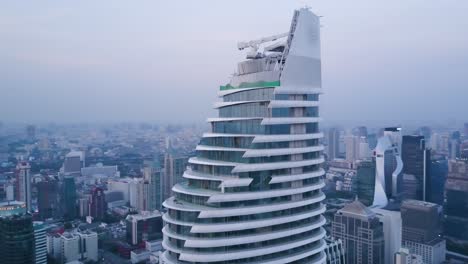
[16,161,32,211]
[373,127,403,207]
[61,233,80,263]
[129,178,141,209]
[46,233,62,260]
[78,230,98,262]
[358,140,371,159]
[161,8,326,263]
[345,135,360,162]
[33,222,48,264]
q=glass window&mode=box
[212,120,264,134]
[223,88,274,102]
[219,102,269,118]
[200,137,253,148]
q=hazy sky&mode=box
[1,1,468,125]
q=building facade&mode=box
[143,165,163,211]
[61,233,80,263]
[401,135,431,201]
[126,211,163,246]
[78,230,98,262]
[37,178,59,220]
[345,135,360,162]
[63,151,84,175]
[0,201,35,264]
[401,199,445,264]
[429,156,448,206]
[62,175,77,220]
[47,230,98,263]
[444,159,468,251]
[15,161,32,211]
[324,237,345,264]
[89,187,107,221]
[161,8,327,263]
[332,200,385,264]
[394,248,423,264]
[372,208,402,264]
[373,127,403,207]
[356,160,376,206]
[34,221,48,264]
[327,128,340,161]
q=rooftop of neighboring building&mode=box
[66,151,84,160]
[402,199,440,210]
[337,198,376,220]
[0,200,27,217]
[132,248,149,254]
[126,210,161,222]
[61,232,79,240]
[78,229,97,236]
[33,221,48,230]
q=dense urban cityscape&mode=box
[1,3,468,264]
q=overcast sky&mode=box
[1,1,467,126]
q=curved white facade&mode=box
[373,131,403,208]
[161,8,326,264]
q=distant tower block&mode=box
[16,161,32,211]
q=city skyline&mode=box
[1,1,468,124]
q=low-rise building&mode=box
[47,230,99,263]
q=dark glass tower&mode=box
[62,175,77,220]
[356,160,376,206]
[401,135,431,201]
[401,200,442,243]
[429,155,448,206]
[444,159,468,253]
[0,201,35,264]
[89,187,107,221]
[401,199,446,264]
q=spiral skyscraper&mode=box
[161,8,326,264]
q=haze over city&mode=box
[1,0,468,125]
